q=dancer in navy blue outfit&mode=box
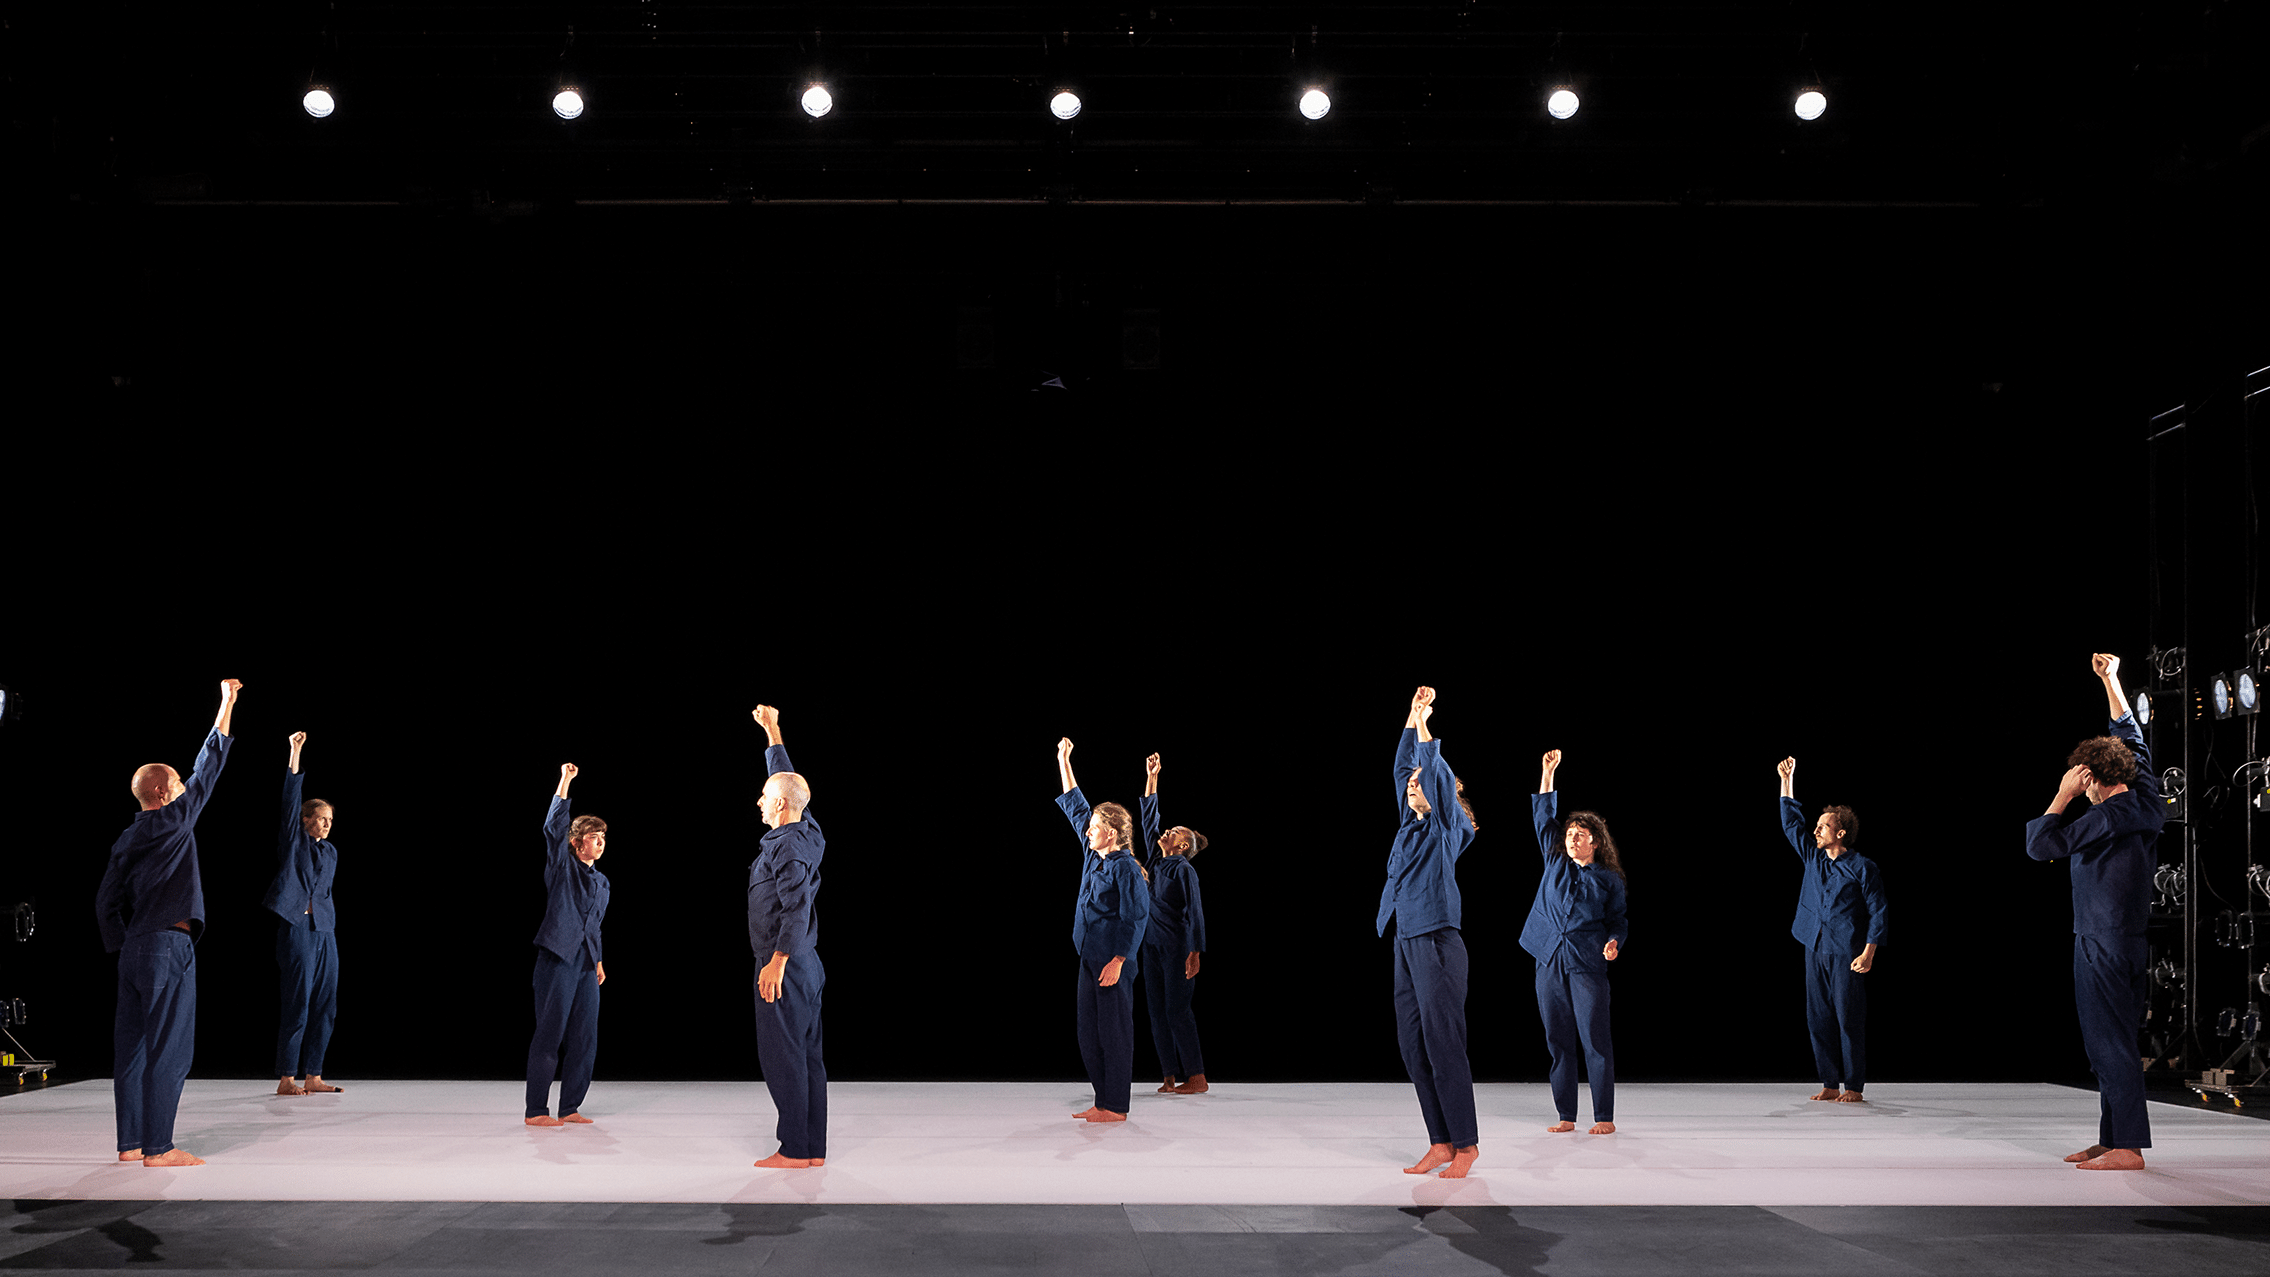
[264,730,344,1097]
[525,762,610,1127]
[1054,737,1151,1123]
[2024,652,2163,1171]
[1776,756,1888,1103]
[1378,686,1482,1178]
[1527,749,1627,1136]
[1138,752,1208,1096]
[749,703,828,1168]
[96,677,242,1167]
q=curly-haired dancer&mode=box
[1776,757,1888,1103]
[525,763,610,1127]
[1378,686,1481,1177]
[1055,738,1151,1123]
[1138,753,1208,1095]
[2025,653,2163,1170]
[1527,749,1627,1135]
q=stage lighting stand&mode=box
[2,904,54,1085]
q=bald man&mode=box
[95,678,242,1167]
[747,704,827,1168]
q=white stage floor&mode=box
[1,1081,2261,1208]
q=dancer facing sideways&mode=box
[2024,652,2162,1171]
[1378,686,1481,1178]
[1138,752,1209,1096]
[1527,749,1626,1136]
[525,762,609,1127]
[264,731,344,1097]
[1054,737,1152,1123]
[748,704,828,1169]
[1776,756,1887,1104]
[96,677,242,1167]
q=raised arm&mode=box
[555,762,578,801]
[2094,652,2128,723]
[280,734,310,859]
[288,730,307,776]
[1058,737,1078,795]
[213,678,242,738]
[1140,754,1163,858]
[1539,748,1560,795]
[173,679,243,823]
[546,764,577,855]
[1532,753,1563,859]
[1409,685,1435,743]
[754,704,784,750]
[1777,757,1814,858]
[1053,740,1094,851]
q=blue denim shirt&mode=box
[263,768,339,931]
[1779,797,1887,956]
[97,729,232,951]
[533,795,610,964]
[1374,728,1474,938]
[2025,713,2163,940]
[1056,787,1151,967]
[748,744,824,958]
[1139,794,1207,955]
[1519,791,1629,975]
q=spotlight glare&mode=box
[302,88,335,119]
[2212,673,2232,719]
[2239,670,2258,713]
[1299,88,1331,120]
[552,89,585,120]
[1050,90,1082,120]
[1546,89,1579,119]
[2133,689,2152,727]
[1794,89,1827,120]
[802,85,834,118]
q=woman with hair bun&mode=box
[1527,749,1628,1135]
[1138,753,1209,1095]
[1054,738,1151,1123]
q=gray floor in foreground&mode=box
[4,1202,2267,1276]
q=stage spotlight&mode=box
[1794,89,1827,120]
[1051,90,1082,120]
[2133,689,2152,726]
[802,85,834,118]
[2234,668,2258,716]
[0,684,18,727]
[302,88,336,119]
[2211,671,2233,719]
[1299,88,1331,120]
[1546,89,1579,119]
[552,89,585,120]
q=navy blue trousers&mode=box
[113,929,197,1155]
[2074,934,2152,1150]
[1393,927,1478,1147]
[1139,940,1205,1079]
[1803,944,1867,1091]
[1535,960,1615,1123]
[526,946,601,1119]
[274,917,339,1077]
[1075,954,1137,1113]
[754,952,828,1159]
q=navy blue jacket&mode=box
[2024,713,2164,940]
[1375,728,1475,938]
[1519,791,1629,975]
[262,768,338,931]
[748,743,824,958]
[1779,797,1887,956]
[1139,794,1207,955]
[97,729,232,951]
[533,795,610,963]
[1056,787,1151,967]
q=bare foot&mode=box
[141,1149,204,1167]
[1589,1122,1616,1135]
[1809,1088,1839,1101]
[809,1158,825,1166]
[1831,1090,1865,1104]
[2062,1144,2110,1163]
[525,1115,564,1127]
[1084,1109,1128,1123]
[1157,1077,1179,1094]
[752,1153,814,1168]
[1439,1145,1480,1179]
[276,1079,307,1096]
[1545,1121,1576,1133]
[560,1112,593,1124]
[1071,1106,1101,1120]
[117,1149,142,1162]
[2076,1148,2146,1170]
[304,1078,343,1094]
[1403,1143,1455,1173]
[1172,1074,1210,1095]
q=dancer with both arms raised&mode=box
[265,730,344,1097]
[525,763,609,1127]
[1378,686,1481,1178]
[1139,752,1208,1096]
[1776,755,1887,1104]
[1528,748,1626,1136]
[748,703,828,1168]
[1055,737,1151,1123]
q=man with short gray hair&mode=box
[748,703,827,1168]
